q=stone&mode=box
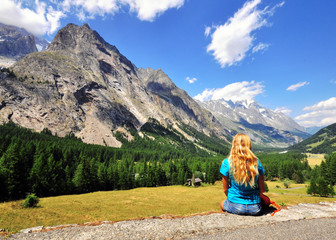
[20,226,43,233]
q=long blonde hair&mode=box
[229,133,259,187]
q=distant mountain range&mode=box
[305,126,324,135]
[0,23,310,148]
[289,122,336,153]
[198,99,310,148]
[0,23,49,67]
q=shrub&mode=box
[23,194,39,208]
[283,179,291,189]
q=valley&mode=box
[0,22,335,237]
[0,1,335,238]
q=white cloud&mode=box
[295,97,336,127]
[0,0,65,35]
[274,107,292,116]
[206,0,283,68]
[330,79,336,84]
[1,0,185,36]
[204,26,211,37]
[122,0,185,21]
[62,0,119,19]
[286,81,309,91]
[252,42,270,53]
[186,76,197,84]
[62,0,185,21]
[194,88,215,102]
[194,81,264,102]
[303,97,336,111]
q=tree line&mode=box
[0,122,223,202]
[257,152,311,183]
[2,121,332,202]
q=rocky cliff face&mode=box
[0,23,225,147]
[198,99,310,147]
[0,23,49,67]
[0,23,38,65]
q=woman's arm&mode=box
[258,175,265,194]
[222,176,229,196]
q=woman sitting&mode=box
[220,133,265,216]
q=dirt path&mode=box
[4,202,336,240]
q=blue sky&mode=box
[1,0,336,128]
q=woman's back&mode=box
[220,133,265,215]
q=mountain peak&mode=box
[216,98,256,109]
[48,23,95,51]
[47,23,118,54]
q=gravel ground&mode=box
[4,202,336,240]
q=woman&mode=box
[220,133,265,215]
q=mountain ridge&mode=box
[289,122,336,153]
[198,98,310,147]
[0,23,310,148]
[0,23,226,147]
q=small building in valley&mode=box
[187,178,202,187]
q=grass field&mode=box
[1,181,335,233]
[306,153,325,167]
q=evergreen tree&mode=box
[72,158,96,193]
[97,162,109,190]
[325,153,336,186]
[0,164,9,201]
[307,175,317,195]
[29,152,50,196]
[316,176,331,197]
[65,165,74,194]
[1,141,28,199]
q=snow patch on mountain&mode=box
[197,98,311,147]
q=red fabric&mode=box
[260,193,281,216]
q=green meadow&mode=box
[1,180,335,234]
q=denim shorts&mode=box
[223,199,262,216]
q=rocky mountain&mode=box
[34,36,50,52]
[289,122,336,153]
[0,23,49,67]
[0,23,226,147]
[198,99,310,148]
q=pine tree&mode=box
[65,165,74,194]
[29,152,50,196]
[0,163,9,201]
[325,153,336,186]
[98,162,109,190]
[72,158,95,193]
[307,175,317,195]
[1,141,28,199]
[317,176,330,197]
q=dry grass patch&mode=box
[306,153,325,167]
[0,183,224,233]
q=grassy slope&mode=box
[290,122,336,153]
[1,181,335,233]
